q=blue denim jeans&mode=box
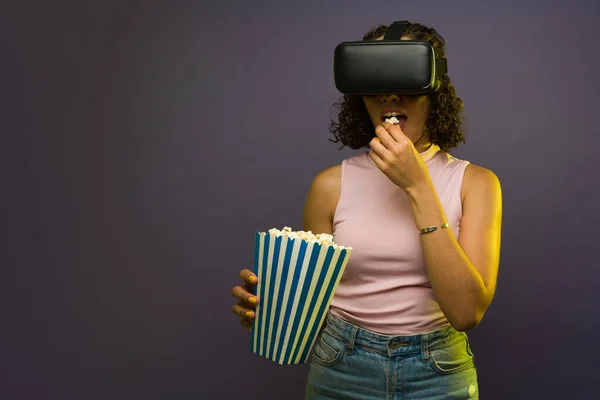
[305,312,479,400]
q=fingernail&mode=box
[245,311,253,318]
[248,275,257,284]
[375,137,381,142]
[248,297,257,305]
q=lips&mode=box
[380,109,407,122]
[380,109,407,130]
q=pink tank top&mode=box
[329,144,470,335]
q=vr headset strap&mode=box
[383,21,409,40]
[384,20,448,76]
[436,58,447,75]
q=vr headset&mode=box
[333,21,447,95]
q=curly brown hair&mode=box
[328,22,466,152]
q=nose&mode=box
[380,94,401,103]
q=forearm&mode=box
[405,182,489,331]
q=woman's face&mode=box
[362,35,430,144]
[362,93,429,144]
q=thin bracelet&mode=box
[418,222,450,235]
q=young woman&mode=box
[231,22,502,400]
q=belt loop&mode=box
[346,326,357,355]
[421,332,429,362]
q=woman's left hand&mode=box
[368,122,432,192]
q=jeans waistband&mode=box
[323,312,467,359]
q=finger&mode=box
[381,121,400,132]
[232,302,256,319]
[381,121,408,143]
[368,149,386,171]
[376,124,397,147]
[231,284,250,300]
[370,134,391,162]
[231,285,259,306]
[373,126,397,157]
[239,269,258,285]
[241,318,252,331]
[375,122,394,145]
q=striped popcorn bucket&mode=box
[250,231,352,365]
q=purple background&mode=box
[2,0,599,398]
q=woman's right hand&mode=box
[232,269,259,331]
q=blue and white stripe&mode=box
[250,232,351,365]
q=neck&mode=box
[413,133,433,154]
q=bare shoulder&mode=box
[308,163,342,211]
[314,164,342,191]
[462,164,501,196]
[302,164,342,235]
[461,163,502,207]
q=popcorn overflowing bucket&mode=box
[250,227,352,365]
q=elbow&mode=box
[444,288,493,332]
[450,316,480,332]
[448,304,488,332]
